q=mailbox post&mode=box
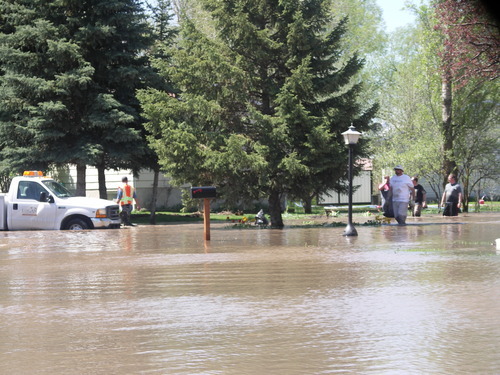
[191,187,217,241]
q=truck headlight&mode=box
[95,209,107,218]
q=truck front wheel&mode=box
[65,218,90,230]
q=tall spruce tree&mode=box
[0,0,94,176]
[0,0,153,196]
[62,0,153,197]
[143,0,179,221]
[140,0,377,227]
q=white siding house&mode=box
[51,166,184,210]
[50,159,374,210]
[318,159,373,205]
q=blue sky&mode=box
[376,0,417,32]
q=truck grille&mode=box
[108,205,120,220]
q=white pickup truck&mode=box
[0,171,121,230]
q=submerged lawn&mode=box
[130,201,500,225]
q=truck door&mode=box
[8,181,57,230]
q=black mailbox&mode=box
[191,186,217,199]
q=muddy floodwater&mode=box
[1,213,499,374]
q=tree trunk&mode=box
[75,164,86,196]
[441,70,457,187]
[149,167,160,225]
[474,184,481,213]
[97,164,107,200]
[303,196,313,214]
[268,189,284,228]
[462,170,470,213]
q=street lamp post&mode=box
[341,125,362,236]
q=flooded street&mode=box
[1,213,499,374]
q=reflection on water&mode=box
[1,213,499,374]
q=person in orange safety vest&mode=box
[116,176,140,226]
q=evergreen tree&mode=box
[0,0,153,196]
[140,0,376,227]
[143,0,179,221]
[0,0,94,176]
[62,0,154,197]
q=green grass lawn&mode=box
[131,205,379,224]
[130,201,499,225]
[130,211,248,225]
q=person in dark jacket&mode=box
[410,176,427,217]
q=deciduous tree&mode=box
[435,0,499,85]
[433,0,499,186]
[372,2,499,211]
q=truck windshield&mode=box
[42,180,73,198]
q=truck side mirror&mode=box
[39,192,54,203]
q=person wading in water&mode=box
[116,176,140,226]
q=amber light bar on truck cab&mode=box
[23,170,44,177]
